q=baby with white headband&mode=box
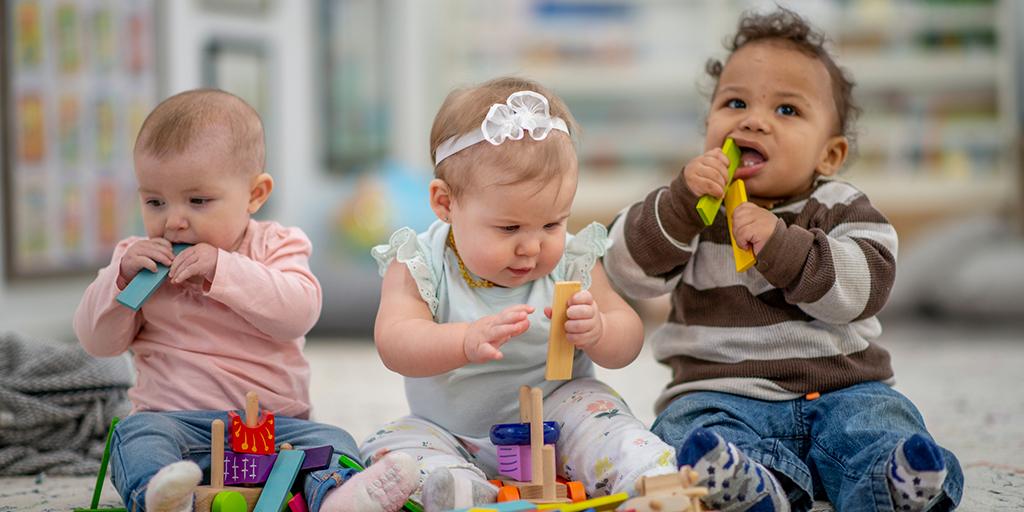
[363,77,678,511]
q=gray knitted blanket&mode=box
[0,331,132,476]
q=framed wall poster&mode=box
[319,0,390,172]
[2,0,159,280]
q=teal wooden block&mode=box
[116,243,190,311]
[253,450,306,512]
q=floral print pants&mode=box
[360,377,677,499]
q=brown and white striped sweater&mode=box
[605,175,897,412]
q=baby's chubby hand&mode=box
[545,290,604,351]
[119,238,175,285]
[732,202,778,255]
[168,243,219,287]
[463,304,533,364]
[683,148,732,199]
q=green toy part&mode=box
[74,417,126,512]
[696,137,741,226]
[212,491,247,512]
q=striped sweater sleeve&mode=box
[605,174,708,299]
[756,181,898,324]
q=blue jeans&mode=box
[651,382,963,512]
[110,410,361,512]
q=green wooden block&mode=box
[696,138,741,226]
[116,243,190,311]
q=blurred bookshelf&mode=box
[423,0,1020,239]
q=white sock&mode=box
[320,451,419,512]
[144,461,202,512]
[888,435,947,512]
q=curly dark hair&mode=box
[706,7,860,141]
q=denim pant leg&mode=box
[110,411,224,511]
[272,417,360,512]
[804,382,963,512]
[651,392,816,511]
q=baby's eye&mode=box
[190,197,209,205]
[543,222,561,230]
[145,199,164,208]
[776,104,798,116]
[500,225,519,233]
[725,98,746,109]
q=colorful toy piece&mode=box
[229,392,275,455]
[446,500,538,511]
[724,178,757,272]
[619,466,709,512]
[222,445,333,485]
[195,419,263,512]
[696,138,741,226]
[545,281,581,380]
[491,386,585,504]
[535,492,628,511]
[253,449,305,512]
[74,417,127,512]
[490,421,560,446]
[116,243,191,310]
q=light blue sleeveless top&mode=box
[371,219,609,437]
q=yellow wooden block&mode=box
[545,281,581,380]
[725,179,757,272]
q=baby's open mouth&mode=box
[739,146,767,168]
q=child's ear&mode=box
[816,135,849,177]
[429,179,453,222]
[247,173,274,214]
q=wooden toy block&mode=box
[286,493,308,512]
[116,243,190,310]
[624,466,708,512]
[529,388,543,486]
[222,445,333,485]
[447,501,538,511]
[545,281,580,381]
[535,492,628,511]
[73,417,126,512]
[497,444,533,481]
[724,179,756,272]
[253,449,305,512]
[696,138,741,226]
[494,386,584,505]
[195,488,262,512]
[229,392,275,455]
[211,491,248,512]
[196,419,262,512]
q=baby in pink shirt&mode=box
[74,89,417,512]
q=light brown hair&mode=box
[134,89,265,174]
[429,77,580,198]
[707,8,860,143]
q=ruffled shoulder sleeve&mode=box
[555,222,609,289]
[370,222,446,315]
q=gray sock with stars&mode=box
[888,434,947,512]
[677,428,789,512]
[421,467,497,512]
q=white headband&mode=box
[434,90,570,166]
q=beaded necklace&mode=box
[447,230,496,288]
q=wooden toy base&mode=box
[195,486,262,512]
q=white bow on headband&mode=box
[434,91,570,166]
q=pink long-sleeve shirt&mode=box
[74,220,322,419]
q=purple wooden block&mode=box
[497,444,533,482]
[222,445,334,485]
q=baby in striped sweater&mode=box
[604,8,961,512]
